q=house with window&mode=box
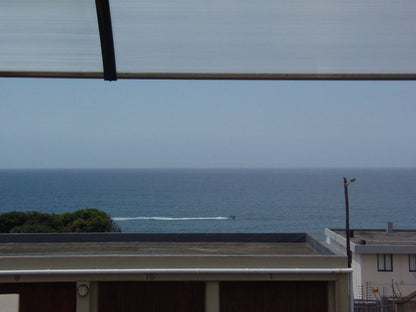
[325,223,416,300]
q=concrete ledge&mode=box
[306,234,334,255]
[0,233,307,243]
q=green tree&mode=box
[9,211,60,233]
[10,223,57,233]
[0,209,120,233]
[60,209,120,232]
[0,211,28,232]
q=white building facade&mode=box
[325,225,416,300]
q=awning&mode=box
[1,0,415,81]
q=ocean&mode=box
[0,168,414,238]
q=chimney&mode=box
[387,222,394,233]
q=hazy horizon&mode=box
[1,166,416,170]
[1,79,415,169]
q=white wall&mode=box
[326,236,347,256]
[358,254,416,299]
[351,253,362,299]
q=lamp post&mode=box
[343,177,356,268]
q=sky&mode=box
[0,78,415,169]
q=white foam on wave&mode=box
[113,216,232,221]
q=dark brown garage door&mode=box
[0,282,76,312]
[98,281,205,312]
[220,281,327,312]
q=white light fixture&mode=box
[77,284,89,297]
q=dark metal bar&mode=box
[95,0,117,81]
[1,71,416,80]
[116,72,416,80]
[343,177,355,269]
[344,177,352,268]
[0,71,104,79]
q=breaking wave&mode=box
[113,216,235,221]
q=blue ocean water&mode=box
[0,168,414,237]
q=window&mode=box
[409,254,416,272]
[377,254,393,272]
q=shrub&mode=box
[60,209,120,233]
[0,211,28,233]
[10,223,57,233]
[0,209,120,233]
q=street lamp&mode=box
[343,177,356,268]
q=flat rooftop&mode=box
[329,229,416,246]
[326,227,416,254]
[0,233,331,256]
[0,242,320,256]
[0,233,348,273]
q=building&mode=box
[325,223,416,300]
[0,233,350,312]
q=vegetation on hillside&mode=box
[0,209,121,233]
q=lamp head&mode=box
[343,177,356,186]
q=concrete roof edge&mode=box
[328,228,416,233]
[325,228,347,246]
[306,233,338,255]
[354,245,416,254]
[0,233,309,244]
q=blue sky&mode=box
[0,78,415,168]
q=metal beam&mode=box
[95,0,117,81]
[0,268,353,275]
[1,72,416,80]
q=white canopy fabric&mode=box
[1,0,415,80]
[0,0,102,74]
